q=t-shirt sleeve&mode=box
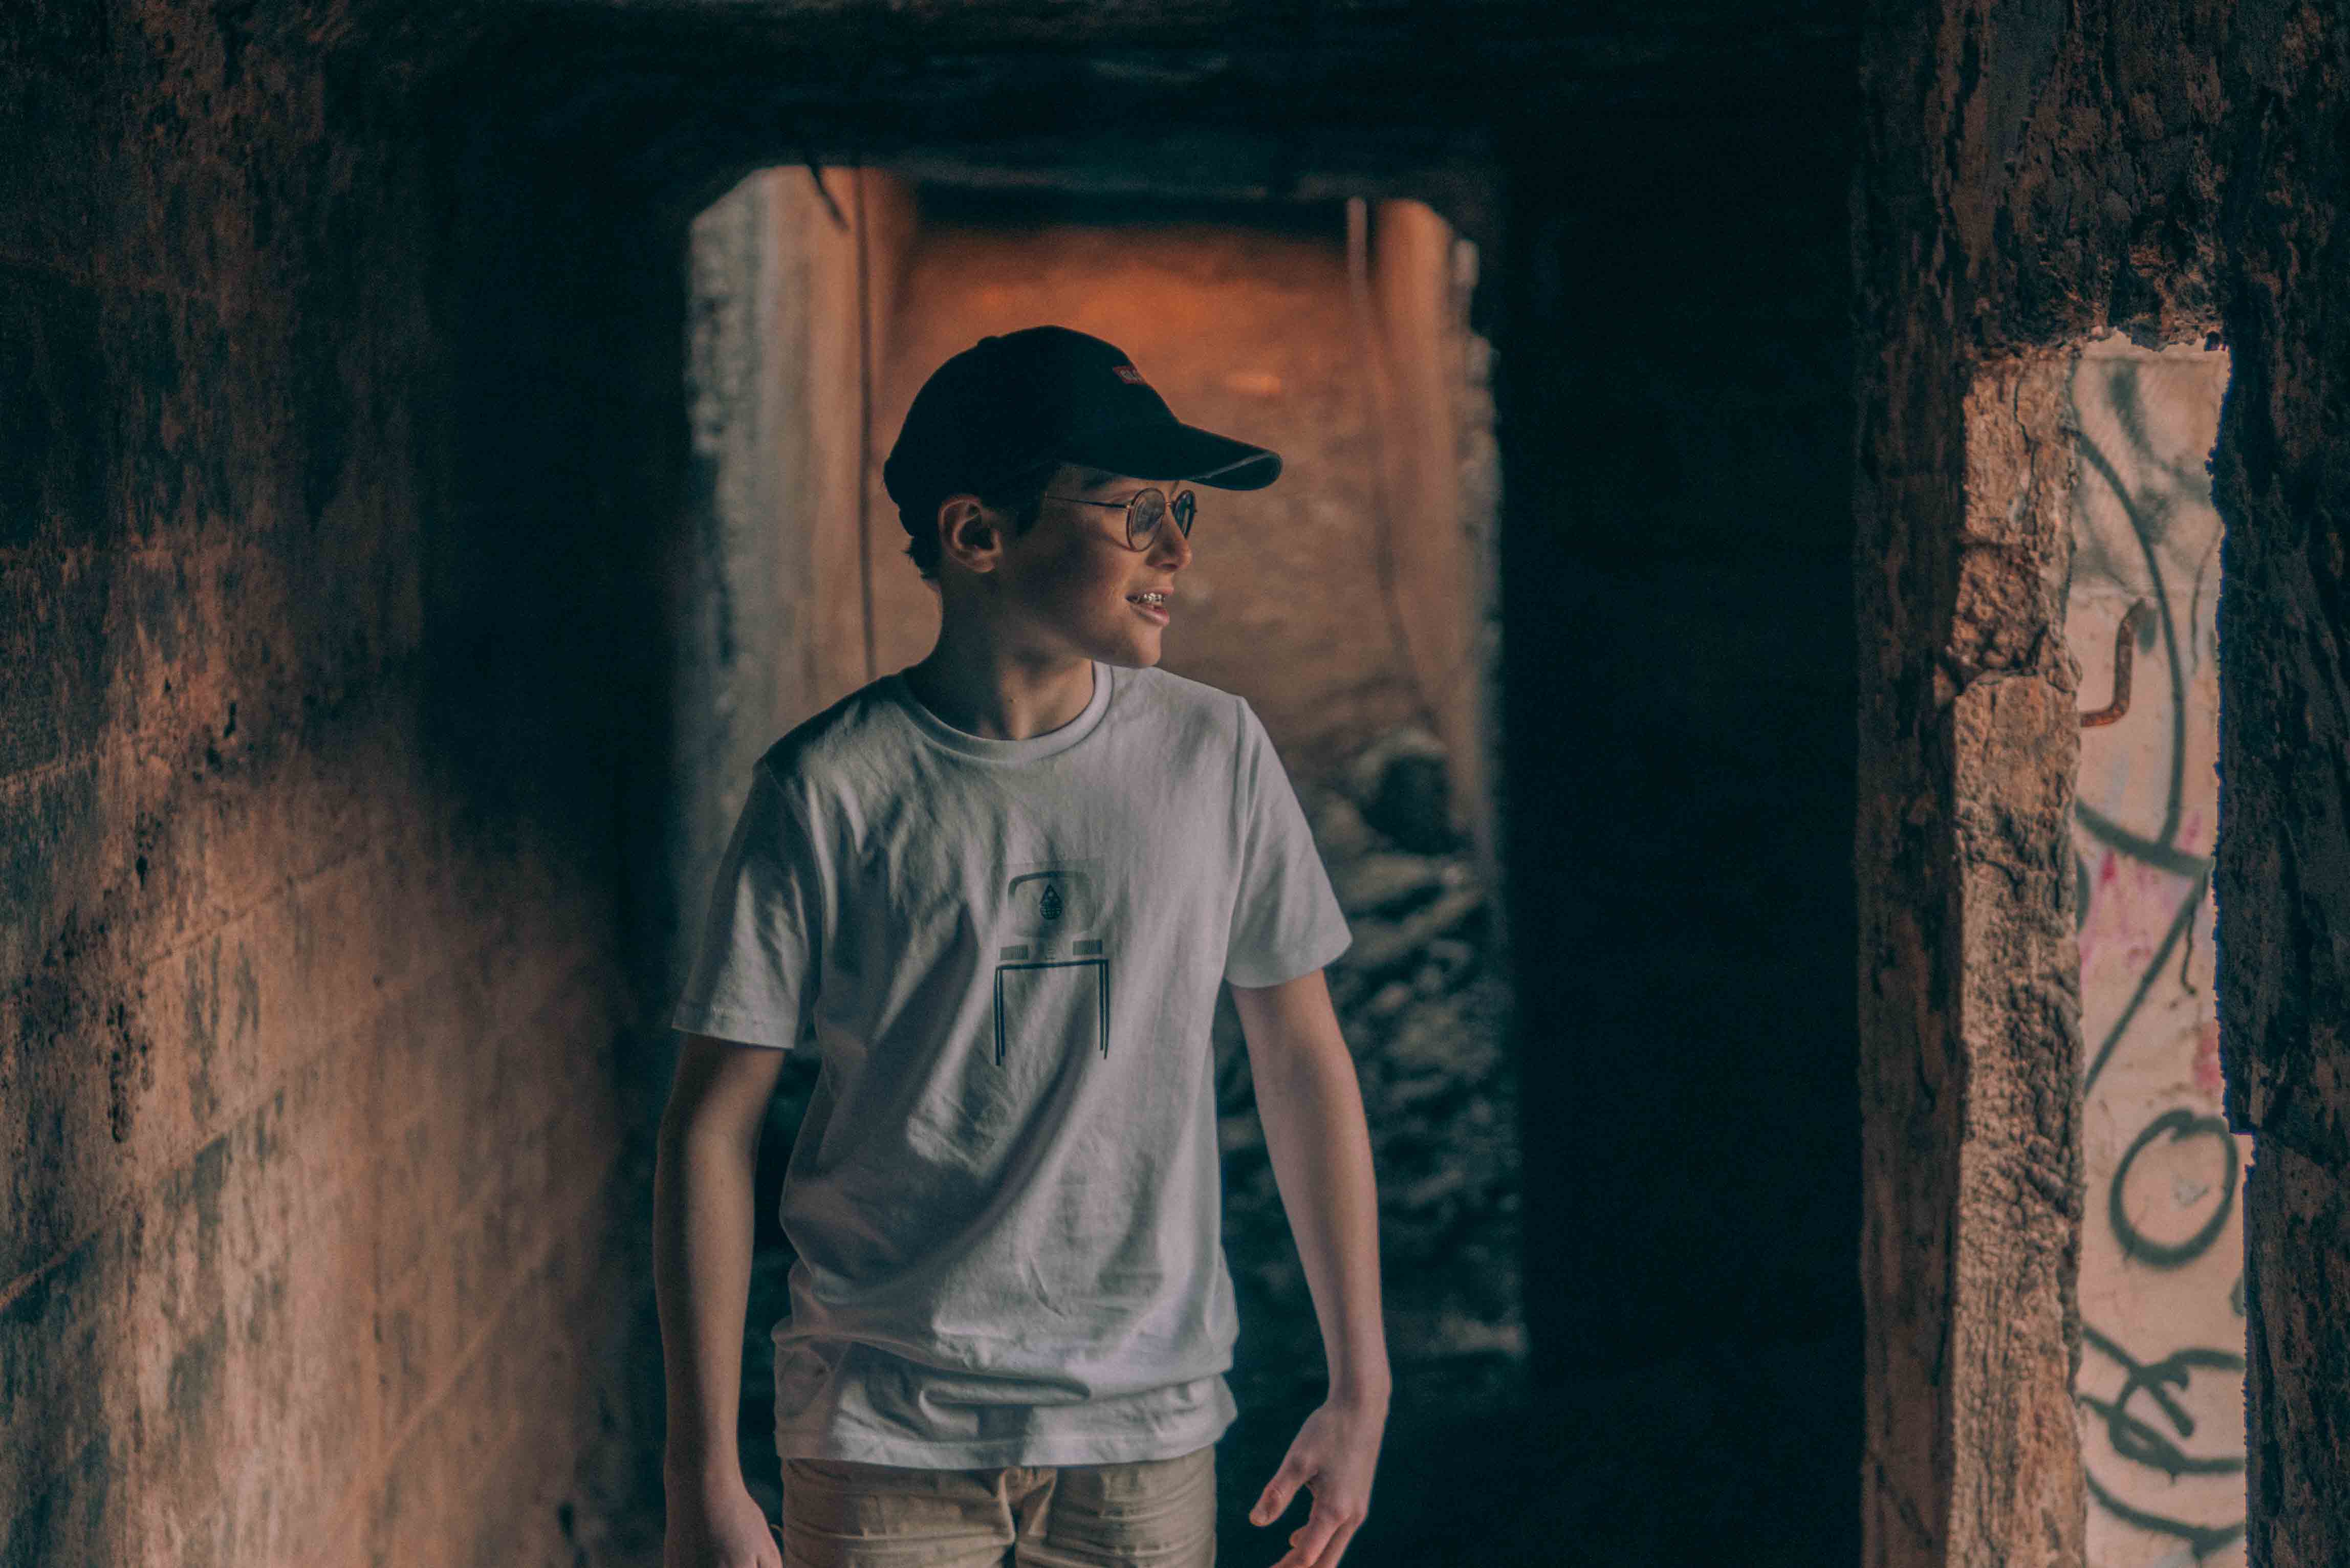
[670,761,829,1050]
[1224,698,1354,987]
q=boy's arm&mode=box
[1230,968,1389,1568]
[654,1032,791,1568]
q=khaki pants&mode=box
[777,1444,1217,1568]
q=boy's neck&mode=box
[902,634,1099,743]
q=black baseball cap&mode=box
[882,326,1282,532]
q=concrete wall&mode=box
[1857,340,2092,1568]
[2065,337,2244,1567]
[1854,2,2350,1564]
[1,12,672,1566]
[1853,4,2212,1560]
[2209,12,2350,1564]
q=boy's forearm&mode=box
[652,1115,761,1477]
[1251,1028,1391,1404]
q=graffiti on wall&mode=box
[2066,338,2247,1568]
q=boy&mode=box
[655,326,1388,1568]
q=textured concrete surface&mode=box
[0,1,745,1562]
[2210,11,2350,1567]
[1856,344,2088,1568]
[673,166,908,1011]
[1851,3,2216,1562]
[0,12,664,1568]
[1855,3,2350,1565]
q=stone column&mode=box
[1856,341,2088,1568]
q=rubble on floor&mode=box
[1216,723,1523,1412]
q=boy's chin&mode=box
[1090,636,1164,670]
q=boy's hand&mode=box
[1248,1392,1386,1568]
[662,1471,781,1568]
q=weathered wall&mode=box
[1853,0,2350,1564]
[1,9,675,1564]
[1855,342,2088,1568]
[2065,337,2244,1567]
[2210,10,2350,1566]
[1850,0,2230,1561]
[678,170,819,955]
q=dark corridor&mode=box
[19,4,2348,1567]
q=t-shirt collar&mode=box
[884,660,1115,763]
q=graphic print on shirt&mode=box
[992,859,1110,1066]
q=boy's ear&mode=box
[935,494,999,575]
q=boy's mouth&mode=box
[1125,589,1170,622]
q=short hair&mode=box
[901,462,1058,582]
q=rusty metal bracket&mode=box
[2081,601,2151,728]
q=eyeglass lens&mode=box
[1125,489,1196,549]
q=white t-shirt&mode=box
[670,658,1353,1469]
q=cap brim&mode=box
[1060,423,1283,490]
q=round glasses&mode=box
[1043,486,1196,550]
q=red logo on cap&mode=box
[1112,364,1146,385]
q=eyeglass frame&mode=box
[1040,485,1198,551]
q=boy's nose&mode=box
[1148,514,1193,567]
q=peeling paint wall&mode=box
[2066,337,2245,1567]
